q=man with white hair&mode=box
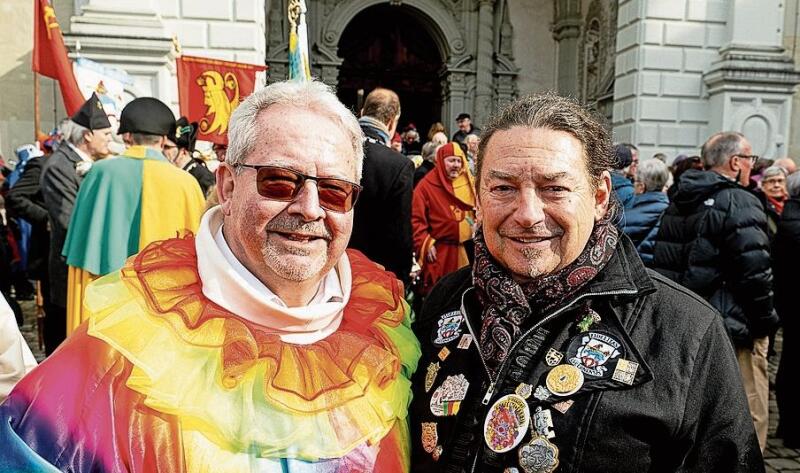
[0,80,420,472]
[39,93,112,355]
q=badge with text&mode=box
[430,374,469,416]
[567,331,622,378]
[612,358,639,385]
[421,422,438,454]
[457,334,473,349]
[433,311,464,345]
[438,347,451,361]
[425,362,440,393]
[483,394,530,453]
[545,364,584,397]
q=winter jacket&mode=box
[772,197,800,330]
[349,124,414,287]
[409,234,762,472]
[611,172,635,209]
[652,169,778,347]
[5,157,49,280]
[623,191,668,266]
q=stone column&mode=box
[703,0,800,158]
[474,0,495,125]
[552,0,581,97]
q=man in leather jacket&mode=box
[409,94,763,472]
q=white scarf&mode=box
[195,207,351,345]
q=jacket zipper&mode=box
[459,287,638,473]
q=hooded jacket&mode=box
[651,169,777,346]
[409,234,762,472]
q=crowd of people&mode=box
[0,79,790,472]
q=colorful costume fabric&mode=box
[62,145,205,334]
[0,235,420,472]
[411,143,476,295]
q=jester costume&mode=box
[0,208,420,472]
[62,145,206,335]
[411,142,476,295]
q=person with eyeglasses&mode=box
[653,131,779,452]
[0,80,421,472]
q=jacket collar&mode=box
[57,141,85,164]
[583,233,655,298]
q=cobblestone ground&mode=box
[13,299,800,469]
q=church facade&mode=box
[2,0,799,161]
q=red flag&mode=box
[176,55,267,145]
[32,0,83,115]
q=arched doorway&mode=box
[337,4,445,138]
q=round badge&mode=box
[483,394,531,453]
[545,364,584,397]
[518,435,560,473]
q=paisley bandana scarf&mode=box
[474,217,619,376]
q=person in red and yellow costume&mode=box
[0,80,421,472]
[412,142,476,296]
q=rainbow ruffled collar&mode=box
[85,236,420,462]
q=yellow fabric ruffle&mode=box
[65,266,98,336]
[84,238,420,462]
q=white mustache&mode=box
[266,215,332,240]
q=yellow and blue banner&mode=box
[288,0,311,81]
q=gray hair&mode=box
[477,92,613,189]
[701,131,745,168]
[421,141,438,162]
[466,134,479,144]
[227,80,364,180]
[763,165,787,181]
[61,120,91,146]
[636,158,670,193]
[787,172,800,198]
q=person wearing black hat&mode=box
[59,96,207,333]
[38,92,112,354]
[165,117,216,196]
[451,112,481,151]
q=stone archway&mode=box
[265,0,518,127]
[319,0,468,127]
[335,4,446,134]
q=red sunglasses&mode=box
[235,164,361,213]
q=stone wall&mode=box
[0,0,68,159]
[613,0,726,159]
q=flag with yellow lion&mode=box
[176,55,267,145]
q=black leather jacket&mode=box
[409,236,763,473]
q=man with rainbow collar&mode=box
[0,80,420,472]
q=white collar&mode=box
[66,141,92,163]
[195,207,351,344]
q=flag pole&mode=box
[34,71,41,140]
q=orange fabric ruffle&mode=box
[121,236,408,412]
